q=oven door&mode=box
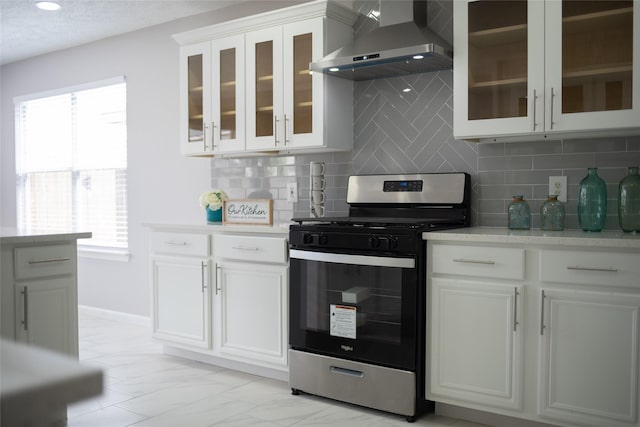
[289,249,419,370]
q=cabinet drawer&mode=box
[431,244,525,280]
[214,234,287,263]
[540,249,640,289]
[14,244,74,280]
[150,232,209,257]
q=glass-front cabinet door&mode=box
[212,35,245,153]
[453,0,638,141]
[179,42,212,155]
[283,19,323,149]
[246,27,283,151]
[546,0,638,132]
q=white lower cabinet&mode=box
[149,227,288,375]
[215,260,288,367]
[427,240,640,427]
[539,288,640,427]
[430,278,523,410]
[152,256,211,348]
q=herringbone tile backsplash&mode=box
[210,0,640,230]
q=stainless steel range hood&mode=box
[310,0,452,81]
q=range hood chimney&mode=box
[310,0,452,81]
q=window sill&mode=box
[79,246,131,262]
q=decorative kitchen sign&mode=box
[223,199,273,225]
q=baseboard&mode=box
[78,305,150,327]
[436,403,557,427]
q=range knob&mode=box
[388,237,399,249]
[302,233,314,244]
[368,236,380,249]
[318,234,329,245]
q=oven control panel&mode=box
[383,180,423,192]
[290,229,418,254]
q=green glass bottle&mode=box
[541,194,565,231]
[508,195,531,230]
[577,168,607,232]
[618,166,640,232]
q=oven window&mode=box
[300,259,408,345]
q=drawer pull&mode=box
[452,258,495,265]
[330,366,364,379]
[165,241,189,246]
[231,246,260,251]
[28,257,70,264]
[513,287,519,332]
[540,290,546,336]
[21,286,28,331]
[566,266,618,273]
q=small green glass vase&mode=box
[508,195,531,230]
[618,166,640,232]
[577,168,607,232]
[540,194,565,231]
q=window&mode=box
[15,77,128,252]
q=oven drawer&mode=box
[540,249,640,289]
[150,232,209,257]
[214,234,287,263]
[431,244,525,280]
[289,349,416,416]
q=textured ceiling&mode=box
[0,0,245,66]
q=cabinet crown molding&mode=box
[173,0,358,45]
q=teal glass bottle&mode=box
[577,168,607,232]
[508,195,531,230]
[618,166,640,232]
[541,194,565,231]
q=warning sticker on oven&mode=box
[330,304,357,339]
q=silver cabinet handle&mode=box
[284,114,290,145]
[215,263,221,295]
[211,121,217,150]
[330,366,364,379]
[513,287,519,332]
[201,261,207,292]
[452,258,495,265]
[531,89,537,131]
[203,122,208,151]
[274,116,280,146]
[21,286,28,331]
[165,241,188,246]
[231,246,259,251]
[567,266,618,273]
[550,87,555,130]
[540,290,546,336]
[28,257,70,264]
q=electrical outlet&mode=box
[287,182,298,203]
[548,176,567,203]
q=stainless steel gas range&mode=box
[288,172,471,422]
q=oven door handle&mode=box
[290,249,415,269]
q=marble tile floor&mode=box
[68,310,487,427]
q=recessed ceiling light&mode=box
[412,55,425,60]
[35,1,61,11]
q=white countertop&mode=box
[0,228,92,245]
[1,339,102,425]
[144,222,291,235]
[423,227,640,250]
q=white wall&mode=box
[0,1,302,316]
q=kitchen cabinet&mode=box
[1,232,89,357]
[179,42,211,155]
[150,231,211,349]
[453,0,640,142]
[428,245,524,411]
[426,232,640,427]
[214,234,288,369]
[538,249,640,427]
[173,0,356,157]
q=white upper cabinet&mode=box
[174,1,357,157]
[454,0,640,142]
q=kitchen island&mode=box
[1,229,91,357]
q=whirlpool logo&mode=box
[340,345,354,352]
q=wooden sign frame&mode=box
[223,199,273,225]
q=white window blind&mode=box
[15,78,128,250]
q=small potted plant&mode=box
[199,189,228,223]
